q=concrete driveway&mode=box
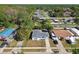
[56,40,68,54]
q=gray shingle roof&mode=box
[32,30,49,39]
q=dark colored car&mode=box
[53,40,58,44]
[66,40,72,44]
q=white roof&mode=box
[70,28,79,35]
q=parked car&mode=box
[52,36,58,44]
[66,39,72,44]
[50,32,58,44]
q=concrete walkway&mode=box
[45,39,53,53]
[56,40,68,54]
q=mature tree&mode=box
[41,19,53,30]
[15,7,35,41]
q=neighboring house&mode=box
[65,27,79,44]
[69,28,79,36]
[0,28,15,46]
[66,28,79,44]
[32,29,49,40]
[33,9,51,22]
[33,9,44,19]
[63,17,75,23]
[0,28,15,41]
[64,11,71,17]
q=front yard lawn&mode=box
[23,40,45,47]
[0,41,3,46]
[74,39,79,48]
[61,39,70,48]
[7,40,17,47]
[49,39,56,47]
[22,39,28,47]
[61,39,79,48]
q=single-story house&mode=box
[32,29,49,40]
[0,28,15,46]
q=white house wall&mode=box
[32,37,48,40]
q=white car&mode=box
[51,36,59,41]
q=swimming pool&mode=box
[0,28,15,38]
